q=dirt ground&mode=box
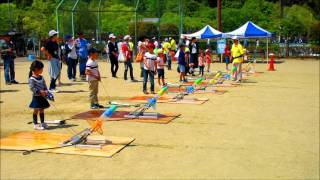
[0,58,319,180]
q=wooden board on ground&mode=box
[71,110,180,124]
[212,83,240,87]
[243,71,264,77]
[127,96,208,105]
[182,81,209,86]
[0,131,135,157]
[180,81,240,87]
[167,87,227,95]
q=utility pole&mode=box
[97,0,102,42]
[217,0,222,63]
[157,0,161,40]
[56,0,65,36]
[8,0,13,30]
[135,0,140,57]
[280,0,284,18]
[71,0,80,37]
[179,0,183,41]
[217,0,221,31]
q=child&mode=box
[156,49,166,87]
[143,43,157,94]
[205,49,212,72]
[178,43,187,82]
[85,48,103,109]
[224,43,231,70]
[29,60,50,130]
[198,50,205,77]
[185,47,193,76]
[243,49,248,62]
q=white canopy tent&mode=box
[181,25,223,39]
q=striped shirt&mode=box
[86,59,99,81]
[29,75,48,96]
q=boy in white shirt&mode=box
[85,48,103,109]
[143,43,157,94]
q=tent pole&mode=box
[266,38,269,65]
[220,38,223,63]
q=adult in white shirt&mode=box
[65,35,78,81]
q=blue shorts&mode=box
[178,64,186,73]
[225,56,230,64]
[157,69,165,78]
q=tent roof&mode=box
[181,25,222,39]
[224,21,272,38]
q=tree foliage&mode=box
[0,0,319,42]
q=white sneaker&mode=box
[41,123,48,129]
[49,89,59,93]
[34,124,44,130]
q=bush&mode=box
[160,24,179,36]
[128,22,158,39]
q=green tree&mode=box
[22,0,56,38]
[100,3,134,35]
[281,5,318,38]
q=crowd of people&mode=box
[1,29,245,130]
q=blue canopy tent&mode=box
[224,21,272,62]
[181,25,222,39]
[223,21,272,38]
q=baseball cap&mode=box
[48,30,58,37]
[232,36,238,40]
[124,35,131,40]
[147,42,155,49]
[179,43,185,48]
[64,34,72,40]
[88,47,98,55]
[109,34,116,38]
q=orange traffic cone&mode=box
[268,53,275,71]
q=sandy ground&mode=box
[0,57,319,180]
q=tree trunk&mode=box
[217,0,222,31]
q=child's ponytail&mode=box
[29,60,44,78]
[28,70,32,78]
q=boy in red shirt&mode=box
[205,49,212,73]
[224,43,231,70]
[122,35,136,82]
